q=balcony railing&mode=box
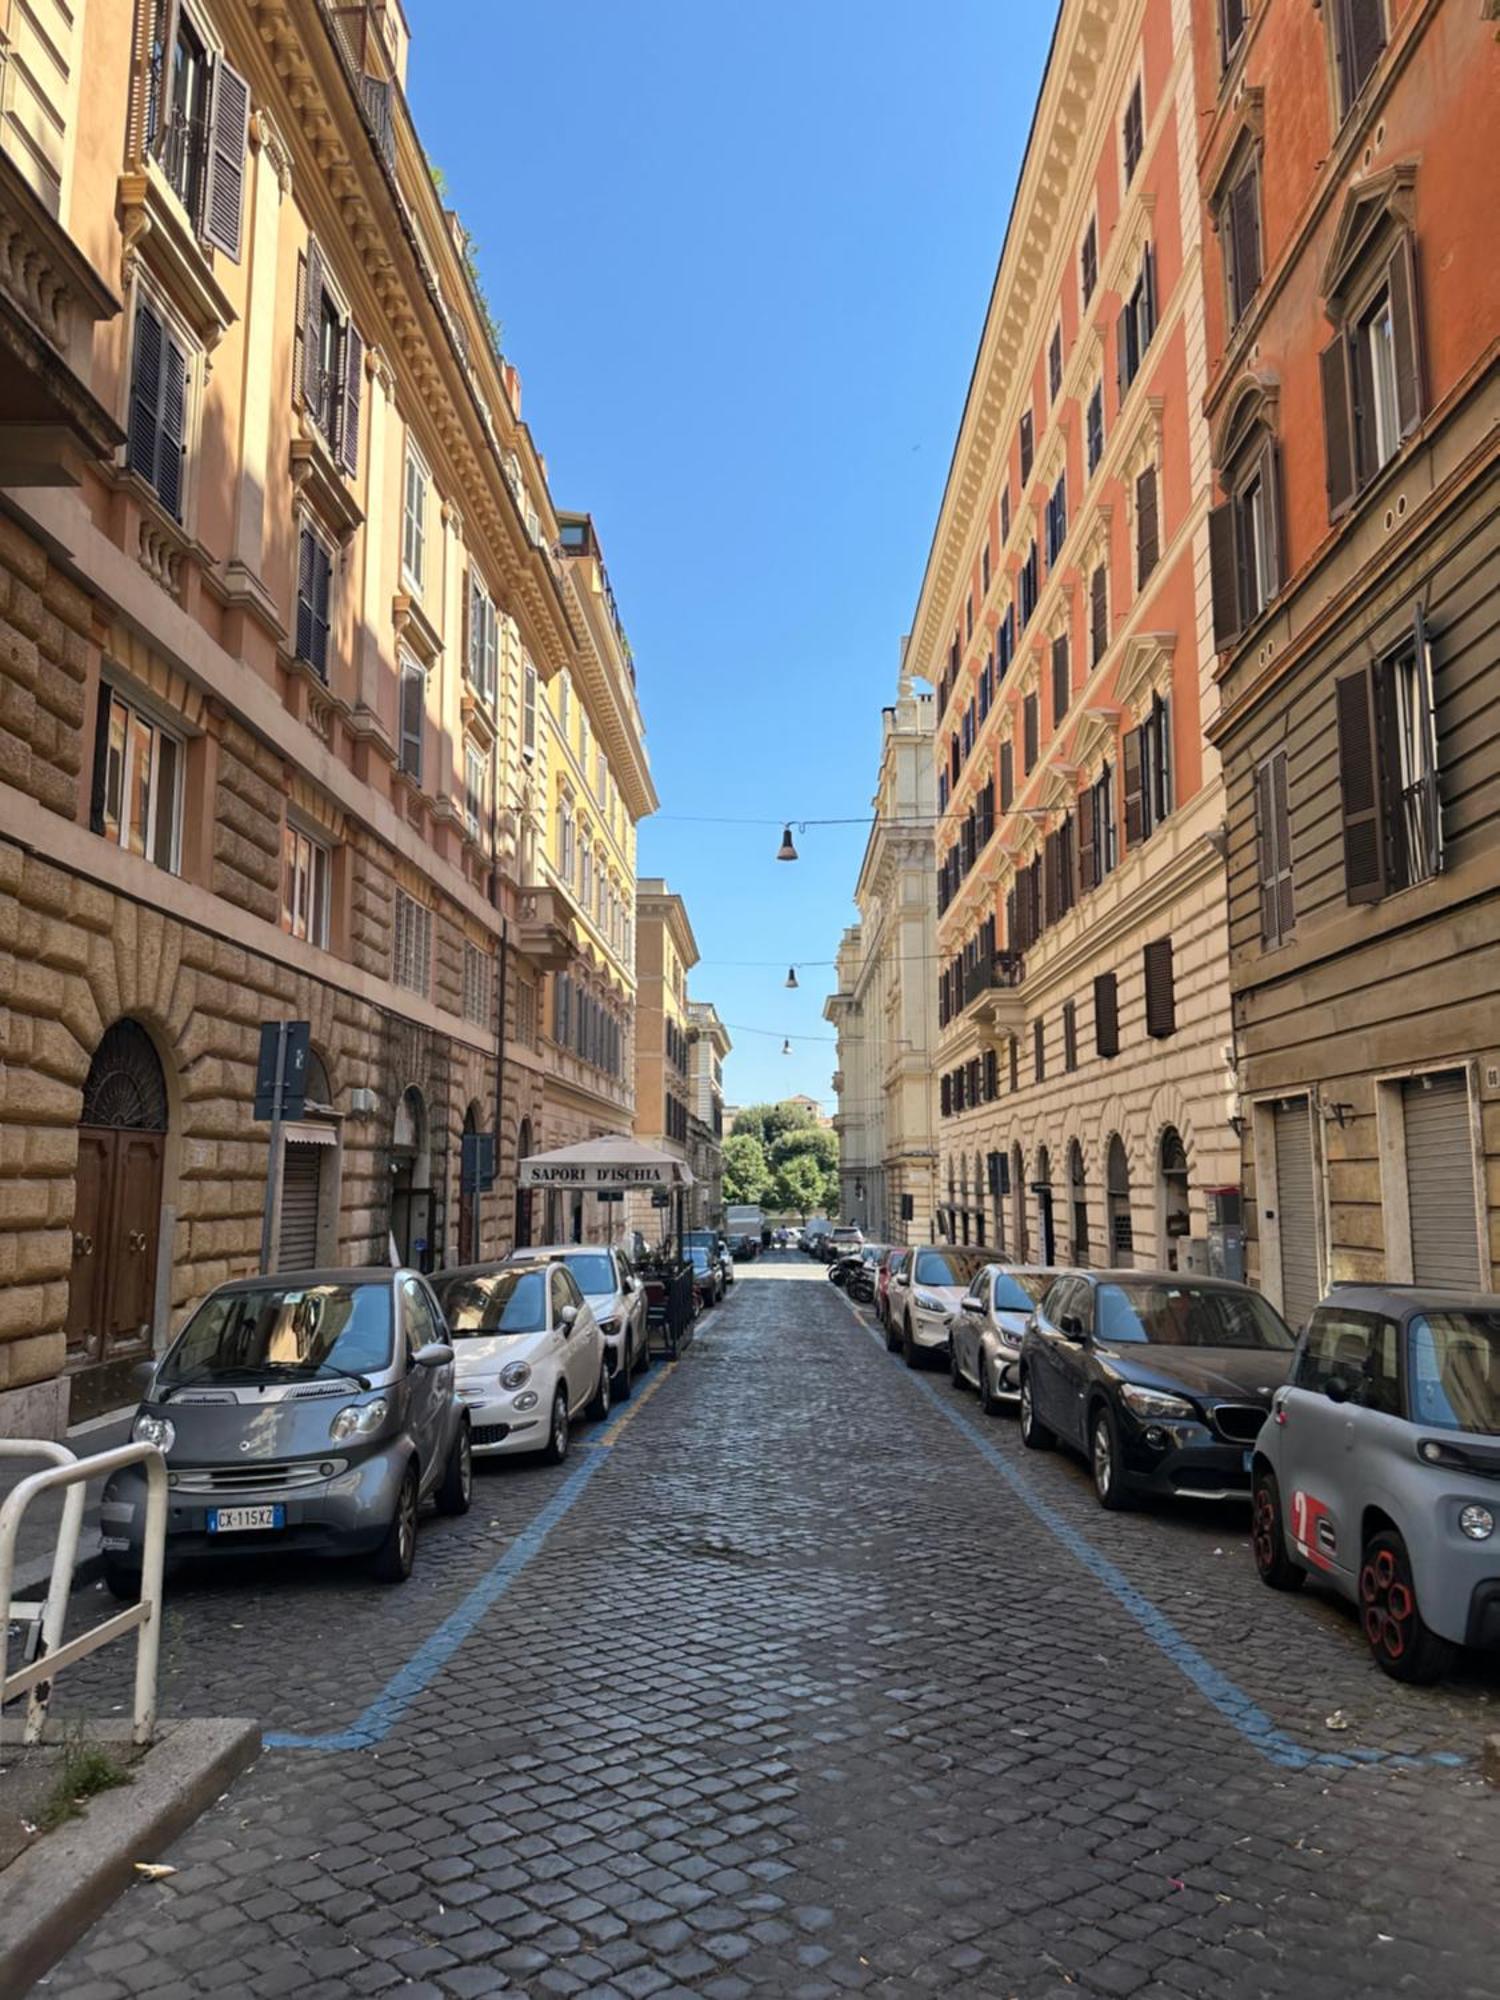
[963,951,1024,1009]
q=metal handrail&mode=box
[0,1440,81,1742]
[0,1443,167,1745]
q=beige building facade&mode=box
[686,999,730,1230]
[825,674,939,1245]
[629,878,697,1241]
[0,0,649,1429]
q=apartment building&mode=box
[0,0,648,1429]
[686,999,730,1229]
[825,673,939,1244]
[1193,0,1500,1314]
[512,512,657,1246]
[913,0,1237,1273]
[630,878,697,1239]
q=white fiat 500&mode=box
[430,1260,609,1464]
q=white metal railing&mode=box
[0,1442,167,1744]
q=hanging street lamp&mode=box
[776,825,798,861]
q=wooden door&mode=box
[65,1129,113,1366]
[104,1130,163,1362]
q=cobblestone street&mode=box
[45,1258,1500,1998]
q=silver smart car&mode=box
[100,1268,471,1593]
[1252,1285,1500,1682]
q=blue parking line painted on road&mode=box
[840,1299,1467,1776]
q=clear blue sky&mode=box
[404,1,1055,1111]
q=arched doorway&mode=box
[514,1118,534,1249]
[987,1151,1006,1257]
[1033,1145,1056,1266]
[67,1019,168,1418]
[958,1159,970,1245]
[1067,1140,1089,1266]
[946,1160,957,1244]
[1106,1134,1133,1267]
[390,1086,431,1269]
[1010,1142,1028,1262]
[458,1103,480,1264]
[1159,1126,1191,1271]
[277,1050,336,1273]
[972,1152,987,1245]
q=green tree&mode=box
[722,1132,770,1206]
[732,1100,818,1148]
[769,1126,838,1176]
[773,1149,826,1222]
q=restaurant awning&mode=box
[519,1134,695,1191]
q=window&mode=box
[516,976,536,1047]
[1090,562,1109,665]
[1296,1308,1400,1411]
[1081,762,1117,890]
[1219,0,1247,67]
[398,658,425,783]
[1034,1018,1046,1084]
[1086,383,1105,476]
[999,740,1013,814]
[467,574,498,708]
[126,299,189,521]
[145,3,249,259]
[522,655,538,757]
[402,443,427,591]
[1211,431,1281,647]
[965,594,974,641]
[1094,971,1120,1058]
[1051,635,1070,728]
[1334,606,1442,903]
[296,241,362,475]
[557,671,572,739]
[392,891,431,995]
[1019,540,1039,627]
[581,841,594,914]
[1080,218,1098,307]
[1143,937,1175,1038]
[90,685,182,872]
[981,541,991,593]
[1046,475,1067,566]
[464,741,486,840]
[1117,248,1158,401]
[295,523,333,680]
[1023,691,1039,773]
[1125,693,1172,847]
[281,823,331,947]
[463,940,491,1027]
[1048,324,1063,404]
[1220,154,1263,325]
[1254,750,1295,946]
[1328,0,1387,119]
[1320,236,1420,517]
[1122,79,1144,187]
[1135,463,1159,586]
[557,798,576,885]
[1009,1036,1019,1093]
[1063,999,1078,1072]
[1000,486,1011,544]
[1018,410,1034,486]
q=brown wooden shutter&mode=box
[1024,692,1038,770]
[1229,167,1260,316]
[127,300,164,486]
[1387,233,1422,440]
[1094,972,1119,1059]
[339,322,364,477]
[1346,0,1387,100]
[158,333,187,521]
[1078,785,1096,891]
[89,682,113,834]
[1135,467,1159,583]
[203,58,250,259]
[1319,332,1356,518]
[1116,304,1130,404]
[1043,832,1058,928]
[1000,740,1013,812]
[1005,884,1017,951]
[1253,758,1279,945]
[296,525,316,664]
[1272,750,1295,939]
[1334,667,1386,903]
[1209,498,1241,649]
[1261,438,1283,598]
[1020,411,1034,484]
[1123,726,1144,847]
[1063,999,1078,1071]
[1143,937,1175,1037]
[301,236,325,411]
[1143,244,1157,341]
[1091,563,1107,663]
[1051,635,1070,726]
[1034,1019,1046,1083]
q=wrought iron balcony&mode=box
[961,952,1025,1036]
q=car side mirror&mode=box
[1059,1313,1088,1340]
[960,1297,982,1315]
[131,1358,157,1400]
[413,1341,454,1369]
[1325,1375,1350,1405]
[560,1305,578,1333]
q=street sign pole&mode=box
[258,1024,287,1275]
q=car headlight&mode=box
[914,1291,945,1313]
[1459,1504,1495,1541]
[500,1360,532,1391]
[328,1397,388,1442]
[132,1412,175,1453]
[596,1318,618,1339]
[1119,1384,1197,1421]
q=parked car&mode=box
[106,1268,470,1594]
[889,1246,998,1364]
[717,1241,736,1289]
[830,1226,865,1256]
[1020,1272,1296,1509]
[846,1244,885,1305]
[876,1248,909,1329]
[1252,1286,1500,1684]
[431,1258,609,1464]
[504,1243,648,1396]
[948,1265,1059,1412]
[688,1242,724,1309]
[729,1234,758,1262]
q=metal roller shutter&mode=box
[1272,1099,1319,1330]
[1403,1073,1481,1287]
[278,1143,322,1271]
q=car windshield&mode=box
[564,1254,616,1293]
[689,1248,712,1269]
[433,1268,547,1338]
[160,1283,392,1385]
[994,1272,1052,1311]
[1096,1283,1295,1349]
[914,1249,987,1287]
[1407,1312,1500,1436]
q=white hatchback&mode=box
[430,1260,609,1462]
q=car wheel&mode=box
[436,1421,473,1516]
[1090,1404,1131,1510]
[1251,1466,1305,1592]
[103,1559,143,1603]
[978,1353,1000,1417]
[884,1314,898,1354]
[590,1361,612,1423]
[948,1339,964,1390]
[1019,1369,1054,1450]
[372,1462,419,1584]
[902,1318,920,1369]
[542,1388,570,1465]
[612,1347,633,1401]
[1360,1528,1456,1685]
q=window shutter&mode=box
[1209,498,1241,649]
[400,664,425,782]
[1387,234,1422,440]
[1024,692,1038,771]
[1143,937,1175,1037]
[1135,466,1158,583]
[1051,635,1070,727]
[1254,758,1280,945]
[1123,725,1144,847]
[1272,750,1295,939]
[1005,884,1017,951]
[1334,667,1386,903]
[202,58,250,259]
[1229,168,1260,316]
[339,321,363,476]
[1115,304,1130,404]
[158,334,188,521]
[1319,332,1356,518]
[89,683,113,835]
[1261,438,1284,599]
[127,301,164,486]
[1411,602,1443,883]
[1034,1019,1045,1083]
[311,538,331,677]
[1346,0,1387,100]
[295,526,315,664]
[1078,785,1097,892]
[1091,563,1107,663]
[301,235,325,411]
[1064,1000,1078,1071]
[1094,971,1119,1059]
[1143,244,1157,343]
[1043,832,1058,929]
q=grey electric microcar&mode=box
[1252,1285,1500,1682]
[100,1268,471,1594]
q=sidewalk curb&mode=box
[12,1545,106,1603]
[0,1716,260,1996]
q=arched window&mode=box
[1067,1140,1089,1266]
[80,1020,167,1132]
[1106,1135,1133,1267]
[1034,1145,1055,1265]
[1159,1126,1190,1271]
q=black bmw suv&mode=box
[1019,1271,1296,1508]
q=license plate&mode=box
[207,1504,284,1533]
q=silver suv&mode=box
[1252,1285,1500,1683]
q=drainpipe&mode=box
[489,775,511,1257]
